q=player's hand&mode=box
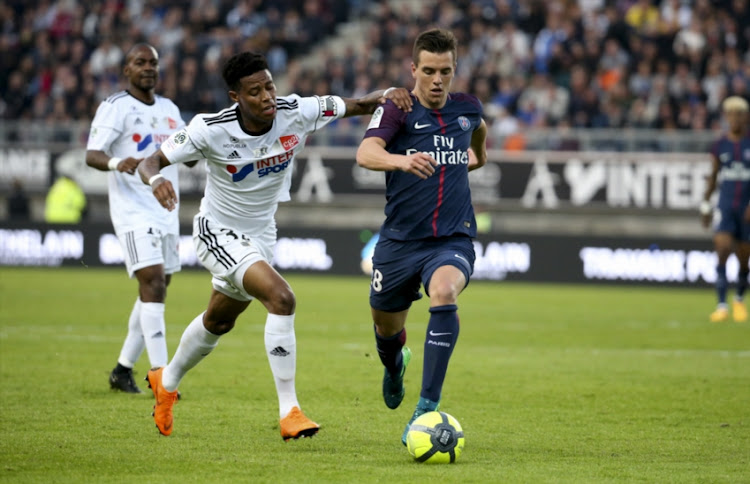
[400,152,437,179]
[467,148,480,170]
[151,178,178,211]
[701,214,711,229]
[744,205,750,224]
[116,157,142,175]
[381,87,412,112]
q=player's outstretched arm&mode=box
[137,149,178,211]
[356,137,437,179]
[85,150,141,175]
[468,119,488,172]
[342,87,412,117]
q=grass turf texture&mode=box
[0,267,748,483]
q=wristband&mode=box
[699,200,712,216]
[107,157,122,171]
[383,87,396,96]
[148,174,165,186]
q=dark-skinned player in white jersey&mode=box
[137,51,412,440]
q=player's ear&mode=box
[228,90,238,103]
[411,62,417,79]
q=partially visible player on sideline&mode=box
[137,51,412,439]
[86,43,197,393]
[701,95,750,323]
[355,28,488,445]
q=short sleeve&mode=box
[160,123,205,165]
[363,101,406,145]
[86,101,122,152]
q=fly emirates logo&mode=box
[406,135,468,165]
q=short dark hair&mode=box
[125,43,158,65]
[412,29,457,66]
[222,52,269,90]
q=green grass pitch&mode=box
[1,267,748,483]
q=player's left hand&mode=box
[382,88,412,112]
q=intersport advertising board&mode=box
[1,147,710,212]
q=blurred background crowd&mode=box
[2,0,750,148]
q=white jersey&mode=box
[87,91,186,234]
[160,94,345,235]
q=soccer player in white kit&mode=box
[137,51,412,439]
[86,44,196,394]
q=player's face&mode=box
[726,109,747,135]
[124,47,159,93]
[411,50,455,109]
[230,69,277,132]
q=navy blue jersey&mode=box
[363,93,483,241]
[711,134,750,211]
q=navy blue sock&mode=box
[375,327,406,376]
[421,304,459,402]
[716,264,728,304]
[737,269,749,299]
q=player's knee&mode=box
[140,276,167,302]
[203,315,236,335]
[429,282,459,305]
[266,286,296,315]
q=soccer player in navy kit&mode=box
[356,28,488,444]
[701,96,750,323]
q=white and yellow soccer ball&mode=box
[406,411,465,463]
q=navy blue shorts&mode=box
[715,208,750,241]
[369,236,475,312]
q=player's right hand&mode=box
[151,178,178,211]
[400,152,437,179]
[117,157,142,175]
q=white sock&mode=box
[162,312,220,392]
[264,313,299,418]
[117,298,144,368]
[140,302,169,368]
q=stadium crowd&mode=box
[2,0,750,148]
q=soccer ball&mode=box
[406,411,465,464]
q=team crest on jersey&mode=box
[319,96,338,117]
[150,117,159,128]
[253,147,269,157]
[457,116,471,131]
[224,135,247,148]
[367,107,384,130]
[280,134,300,151]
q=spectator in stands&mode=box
[7,178,31,221]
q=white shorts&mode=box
[192,214,277,302]
[118,227,181,278]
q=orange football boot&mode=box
[146,367,179,436]
[280,406,319,441]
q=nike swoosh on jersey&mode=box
[414,122,431,129]
[429,330,452,336]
